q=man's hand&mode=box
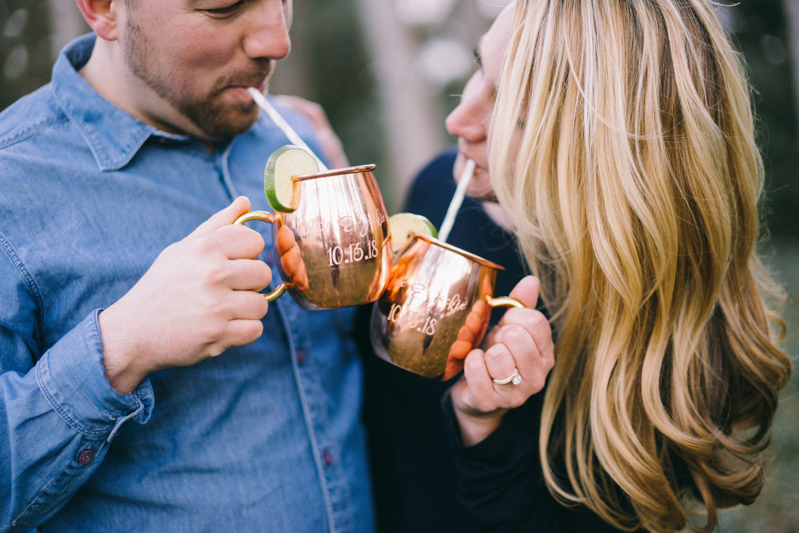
[99,197,273,394]
[450,276,555,445]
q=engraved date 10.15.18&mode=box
[326,240,379,266]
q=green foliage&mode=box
[729,1,799,238]
[292,0,388,177]
[0,0,51,111]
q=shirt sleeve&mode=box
[446,394,635,533]
[0,244,154,532]
[446,394,550,533]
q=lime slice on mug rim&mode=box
[264,145,318,213]
[389,212,438,254]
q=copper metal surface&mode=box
[235,166,391,310]
[371,235,523,380]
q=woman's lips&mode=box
[454,151,495,201]
[455,151,486,178]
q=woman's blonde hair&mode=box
[490,1,792,531]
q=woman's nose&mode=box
[445,84,490,143]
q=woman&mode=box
[475,1,791,532]
[362,5,614,532]
[304,1,790,530]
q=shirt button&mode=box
[296,349,307,366]
[322,450,334,466]
[78,449,94,465]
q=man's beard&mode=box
[123,17,273,140]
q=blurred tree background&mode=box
[1,0,797,530]
[0,0,57,107]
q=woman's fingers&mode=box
[511,310,555,392]
[461,349,499,412]
[483,275,540,346]
[452,277,552,444]
[483,342,518,387]
[493,313,553,392]
[459,311,554,414]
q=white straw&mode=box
[438,158,475,243]
[247,87,328,171]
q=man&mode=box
[0,0,373,531]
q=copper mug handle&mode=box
[233,211,292,303]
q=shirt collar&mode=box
[50,34,188,171]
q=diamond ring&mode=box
[493,367,522,386]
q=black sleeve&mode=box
[446,394,554,533]
[446,394,630,533]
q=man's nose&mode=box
[243,0,291,60]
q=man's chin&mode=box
[194,107,261,141]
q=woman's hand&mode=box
[450,276,555,445]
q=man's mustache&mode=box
[216,60,275,93]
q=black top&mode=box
[360,151,626,533]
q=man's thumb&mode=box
[191,197,252,235]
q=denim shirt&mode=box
[0,35,373,533]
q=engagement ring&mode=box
[493,367,522,386]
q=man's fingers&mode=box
[225,259,273,292]
[191,197,252,236]
[226,290,270,321]
[211,224,266,260]
[213,319,266,355]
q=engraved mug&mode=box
[370,232,524,380]
[234,164,392,310]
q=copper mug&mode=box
[370,233,524,380]
[234,164,392,310]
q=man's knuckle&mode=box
[202,264,227,286]
[245,320,264,341]
[202,323,226,345]
[207,344,225,358]
[261,264,273,282]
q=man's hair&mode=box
[491,1,791,532]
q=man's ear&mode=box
[75,0,121,41]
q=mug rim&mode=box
[293,164,377,182]
[408,232,505,271]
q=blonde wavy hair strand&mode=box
[489,1,791,531]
